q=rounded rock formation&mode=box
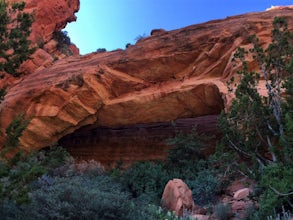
[0,5,292,154]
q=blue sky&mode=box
[65,0,293,55]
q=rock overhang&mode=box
[0,4,293,151]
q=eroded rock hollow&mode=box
[59,115,220,166]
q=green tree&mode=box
[219,17,293,216]
[0,1,33,150]
[0,1,34,77]
[219,17,293,169]
[2,114,30,153]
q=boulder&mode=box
[161,178,195,216]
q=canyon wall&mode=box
[0,3,293,163]
[4,0,80,77]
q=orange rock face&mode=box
[0,6,293,154]
[24,0,79,43]
[5,0,80,75]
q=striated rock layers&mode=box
[0,6,293,158]
[60,115,219,165]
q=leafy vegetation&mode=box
[0,1,34,77]
[0,2,34,138]
[219,17,293,218]
[187,169,221,206]
[4,114,30,149]
[214,203,232,220]
[96,48,107,53]
[53,30,73,55]
[119,161,169,202]
[0,145,70,204]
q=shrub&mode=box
[0,146,70,204]
[53,30,72,55]
[4,114,30,150]
[186,169,221,206]
[214,203,232,220]
[0,1,35,76]
[258,164,293,217]
[246,206,293,220]
[135,33,147,42]
[126,204,181,220]
[53,30,71,47]
[0,174,131,220]
[0,87,6,103]
[119,161,170,202]
[96,48,107,53]
[267,207,292,220]
[125,43,132,48]
[166,131,205,165]
[29,175,131,219]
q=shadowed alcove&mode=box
[59,114,220,167]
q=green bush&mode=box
[0,146,70,204]
[4,114,30,150]
[29,175,131,220]
[53,30,71,47]
[267,207,292,220]
[1,172,182,220]
[0,87,6,103]
[53,30,72,55]
[258,164,293,217]
[165,131,223,207]
[119,161,170,202]
[186,169,221,206]
[126,204,182,220]
[0,174,131,220]
[214,203,232,220]
[245,206,292,220]
[166,131,206,168]
[96,48,107,53]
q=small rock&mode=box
[233,188,250,200]
[232,200,246,210]
[232,200,254,213]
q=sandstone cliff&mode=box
[4,0,80,76]
[0,4,293,157]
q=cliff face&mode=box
[0,4,293,160]
[5,0,80,76]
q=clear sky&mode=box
[65,0,293,55]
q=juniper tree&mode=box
[219,17,293,168]
[0,0,34,77]
[0,1,32,152]
[219,17,293,217]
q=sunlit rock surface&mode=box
[5,0,80,75]
[0,5,292,165]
